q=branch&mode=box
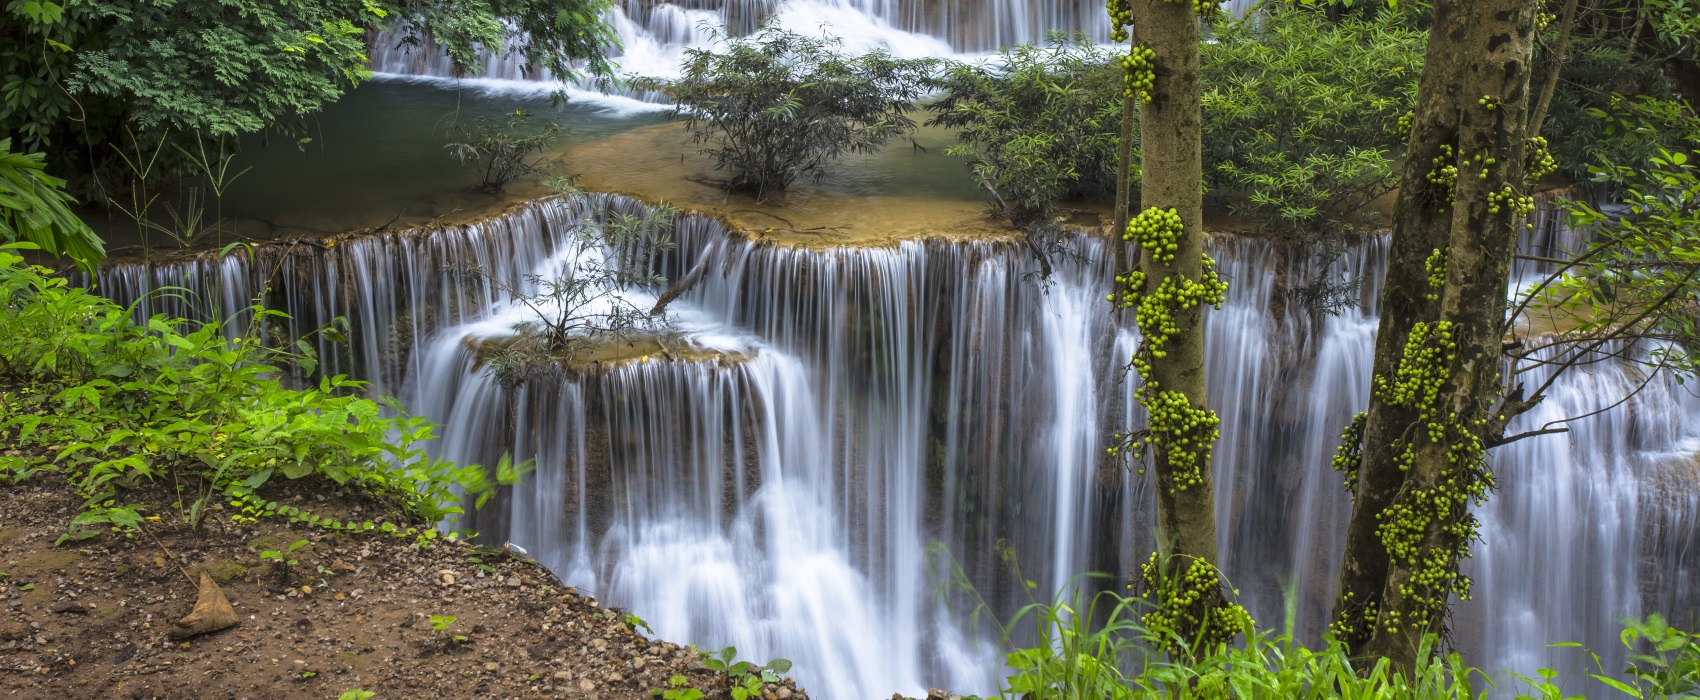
[979,179,1052,279]
[1488,427,1570,448]
[649,254,710,316]
[1528,0,1581,139]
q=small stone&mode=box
[300,586,312,596]
[578,679,596,692]
[553,671,571,680]
[153,556,166,568]
[505,576,522,588]
[334,594,345,601]
[777,688,792,699]
[591,638,607,650]
[606,672,623,684]
[484,662,499,672]
[50,601,85,614]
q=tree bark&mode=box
[1129,0,1219,585]
[1333,0,1541,670]
[1331,0,1471,655]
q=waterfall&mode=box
[87,194,1700,698]
[365,0,1263,90]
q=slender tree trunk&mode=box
[1118,0,1245,651]
[1113,93,1137,271]
[1131,0,1213,572]
[1527,0,1580,140]
[1332,0,1541,670]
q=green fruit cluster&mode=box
[1397,110,1415,140]
[1127,265,1228,356]
[1525,136,1557,182]
[1471,151,1498,181]
[1167,0,1221,16]
[1330,411,1369,496]
[1487,185,1535,217]
[1328,594,1381,641]
[1136,553,1253,656]
[1361,323,1498,636]
[1373,320,1454,422]
[1127,206,1183,266]
[1423,248,1447,302]
[1477,94,1500,112]
[1121,46,1156,103]
[1131,386,1221,494]
[1427,144,1458,202]
[1108,0,1132,42]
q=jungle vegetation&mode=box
[0,0,1697,696]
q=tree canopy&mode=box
[0,0,619,194]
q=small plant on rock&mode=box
[259,539,309,583]
[652,675,704,700]
[430,614,468,644]
[703,647,792,700]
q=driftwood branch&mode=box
[649,255,710,316]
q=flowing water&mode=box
[90,193,1700,698]
[76,2,1700,695]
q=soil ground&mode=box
[0,480,807,700]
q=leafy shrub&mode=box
[1533,3,1697,188]
[445,110,562,194]
[0,244,492,536]
[1201,7,1423,241]
[929,33,1126,226]
[0,139,104,270]
[648,27,942,197]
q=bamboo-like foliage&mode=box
[646,27,943,198]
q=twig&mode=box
[138,520,198,587]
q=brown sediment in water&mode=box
[81,177,559,261]
[561,122,1021,248]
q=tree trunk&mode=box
[1330,0,1471,654]
[1332,0,1541,670]
[1113,92,1137,272]
[1119,0,1245,652]
[1527,0,1580,140]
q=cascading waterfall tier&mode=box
[365,0,1262,89]
[87,193,1700,698]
